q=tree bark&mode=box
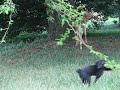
[47,12,67,40]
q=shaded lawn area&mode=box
[0,28,120,90]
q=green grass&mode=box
[0,34,120,90]
[0,18,120,90]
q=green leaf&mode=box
[61,18,65,27]
[47,16,55,22]
[57,41,63,46]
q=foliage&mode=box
[0,0,16,43]
[113,20,118,24]
[90,50,120,69]
[0,0,16,14]
[0,0,47,42]
[88,18,106,30]
[46,0,120,69]
[46,0,86,46]
[75,0,119,16]
[56,28,70,46]
[15,31,47,42]
[75,0,120,28]
[75,0,120,29]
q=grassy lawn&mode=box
[0,19,120,90]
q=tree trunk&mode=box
[47,12,67,40]
[47,0,75,41]
[47,13,76,42]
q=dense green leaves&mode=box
[0,0,16,14]
[0,0,47,42]
[46,0,86,45]
[46,0,120,70]
[0,0,16,43]
[56,28,70,46]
